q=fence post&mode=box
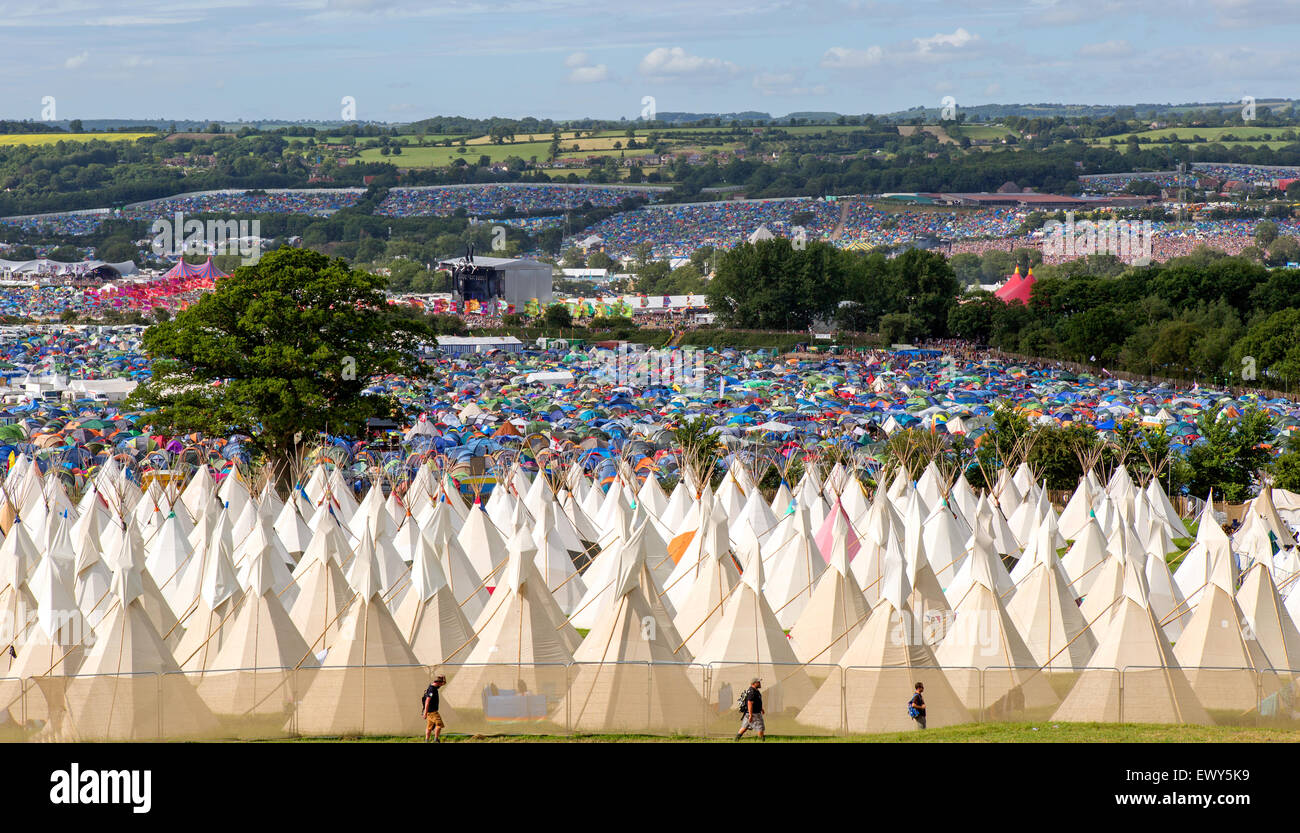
[289,666,297,738]
[1117,667,1124,724]
[1255,670,1262,729]
[839,666,846,738]
[156,672,164,740]
[702,664,711,740]
[564,663,572,737]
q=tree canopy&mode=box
[131,247,431,471]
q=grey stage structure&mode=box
[438,248,553,309]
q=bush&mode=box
[589,315,633,329]
[426,313,468,336]
[543,304,573,328]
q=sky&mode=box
[1,0,1298,123]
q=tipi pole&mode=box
[671,578,740,656]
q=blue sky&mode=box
[2,0,1298,122]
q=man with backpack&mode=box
[422,675,447,743]
[908,682,926,730]
[735,678,765,741]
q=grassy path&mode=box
[270,722,1300,743]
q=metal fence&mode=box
[1,664,1296,741]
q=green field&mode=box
[339,123,916,169]
[0,132,152,146]
[1087,125,1300,149]
[358,141,554,166]
[317,120,1032,170]
[273,722,1300,743]
[359,138,656,168]
[954,124,1018,141]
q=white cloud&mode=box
[64,51,89,70]
[820,45,883,68]
[122,55,154,68]
[1077,39,1131,58]
[914,27,976,53]
[569,64,609,83]
[639,46,738,79]
[564,51,589,68]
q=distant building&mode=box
[434,335,524,355]
[930,192,1086,210]
[561,268,608,281]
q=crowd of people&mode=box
[0,213,107,236]
[836,201,1025,248]
[945,213,1300,265]
[1076,171,1193,193]
[375,185,664,218]
[1191,162,1300,183]
[570,197,841,258]
[0,191,366,237]
[473,215,566,231]
[4,171,1299,269]
[120,190,364,222]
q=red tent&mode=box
[194,257,228,281]
[994,266,1035,305]
[163,259,205,279]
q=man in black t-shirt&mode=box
[909,682,926,730]
[735,678,766,741]
[423,675,447,743]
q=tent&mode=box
[796,560,971,733]
[292,541,432,737]
[196,542,317,718]
[61,566,220,740]
[556,521,704,732]
[1052,562,1210,725]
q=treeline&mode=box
[706,239,960,337]
[703,238,1300,394]
[665,140,1300,201]
[948,249,1300,390]
[0,135,401,216]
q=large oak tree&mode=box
[131,247,431,477]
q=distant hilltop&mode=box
[3,99,1296,131]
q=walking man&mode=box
[909,682,926,730]
[735,678,765,741]
[423,675,447,743]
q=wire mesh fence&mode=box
[0,663,1296,740]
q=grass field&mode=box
[274,722,1300,743]
[344,123,916,169]
[1087,125,1299,149]
[955,124,1018,141]
[358,141,554,166]
[0,132,152,146]
[358,137,656,168]
[905,125,956,144]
